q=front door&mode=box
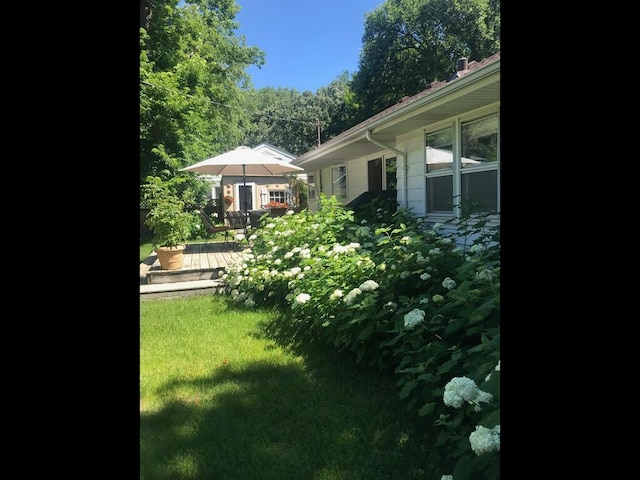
[368,157,383,192]
[239,185,253,211]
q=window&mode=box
[331,165,347,200]
[269,191,286,203]
[425,127,454,213]
[425,112,499,215]
[385,157,397,190]
[460,114,498,213]
[307,174,317,200]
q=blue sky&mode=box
[235,0,384,92]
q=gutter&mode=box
[365,130,408,208]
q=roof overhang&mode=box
[293,56,500,171]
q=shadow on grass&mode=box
[140,327,441,480]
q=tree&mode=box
[350,0,500,122]
[140,0,265,201]
[241,73,358,155]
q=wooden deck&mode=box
[140,241,244,282]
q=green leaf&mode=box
[452,457,475,480]
[444,317,467,335]
[417,402,435,416]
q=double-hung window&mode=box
[426,111,499,216]
[331,165,348,200]
[307,174,317,200]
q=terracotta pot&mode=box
[156,245,186,270]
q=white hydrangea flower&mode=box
[384,301,397,311]
[432,294,444,303]
[286,210,294,215]
[329,289,344,301]
[441,476,453,480]
[343,288,362,306]
[443,377,494,410]
[469,425,500,455]
[293,293,310,306]
[403,308,425,330]
[442,277,456,290]
[470,243,486,254]
[420,272,431,281]
[476,268,495,281]
[236,233,245,241]
[359,280,379,291]
[244,297,255,307]
[428,247,441,255]
[400,271,411,279]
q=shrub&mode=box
[222,193,500,478]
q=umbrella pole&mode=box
[243,164,247,235]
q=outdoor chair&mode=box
[197,210,234,247]
[225,211,248,230]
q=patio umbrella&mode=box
[426,146,481,171]
[181,146,304,229]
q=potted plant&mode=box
[142,178,193,270]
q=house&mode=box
[292,52,500,237]
[217,142,305,212]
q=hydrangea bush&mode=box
[221,193,500,478]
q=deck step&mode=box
[144,267,224,285]
[140,279,226,300]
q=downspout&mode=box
[365,130,408,208]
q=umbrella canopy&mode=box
[426,146,481,166]
[181,146,304,231]
[426,146,481,172]
[181,146,304,176]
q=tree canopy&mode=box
[240,72,356,156]
[139,0,500,200]
[350,0,500,121]
[140,0,264,188]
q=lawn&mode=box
[140,295,441,480]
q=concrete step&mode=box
[140,279,226,300]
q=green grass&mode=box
[140,295,442,480]
[141,241,155,263]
